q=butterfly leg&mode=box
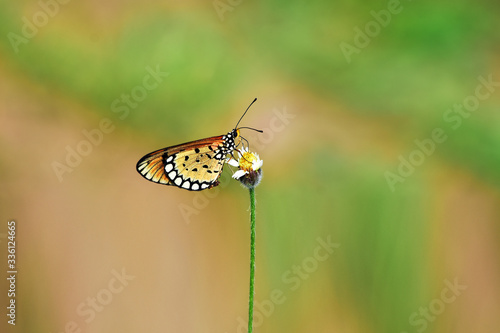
[240,135,250,150]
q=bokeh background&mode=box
[1,1,500,332]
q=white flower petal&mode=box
[252,158,263,170]
[227,158,239,167]
[232,169,247,179]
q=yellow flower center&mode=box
[239,152,257,171]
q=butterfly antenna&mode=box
[235,98,258,129]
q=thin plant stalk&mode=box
[248,187,256,333]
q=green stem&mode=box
[248,187,256,333]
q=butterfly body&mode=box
[136,129,240,191]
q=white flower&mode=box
[227,147,263,188]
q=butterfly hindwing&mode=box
[166,146,225,190]
[136,133,236,191]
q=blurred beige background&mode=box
[1,1,500,332]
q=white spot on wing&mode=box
[165,164,173,172]
[174,178,182,186]
[192,183,200,191]
[201,183,209,189]
[168,171,177,179]
[182,181,190,189]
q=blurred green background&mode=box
[1,0,499,332]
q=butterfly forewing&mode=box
[136,132,238,191]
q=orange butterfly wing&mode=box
[136,133,237,191]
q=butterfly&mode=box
[136,98,261,191]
